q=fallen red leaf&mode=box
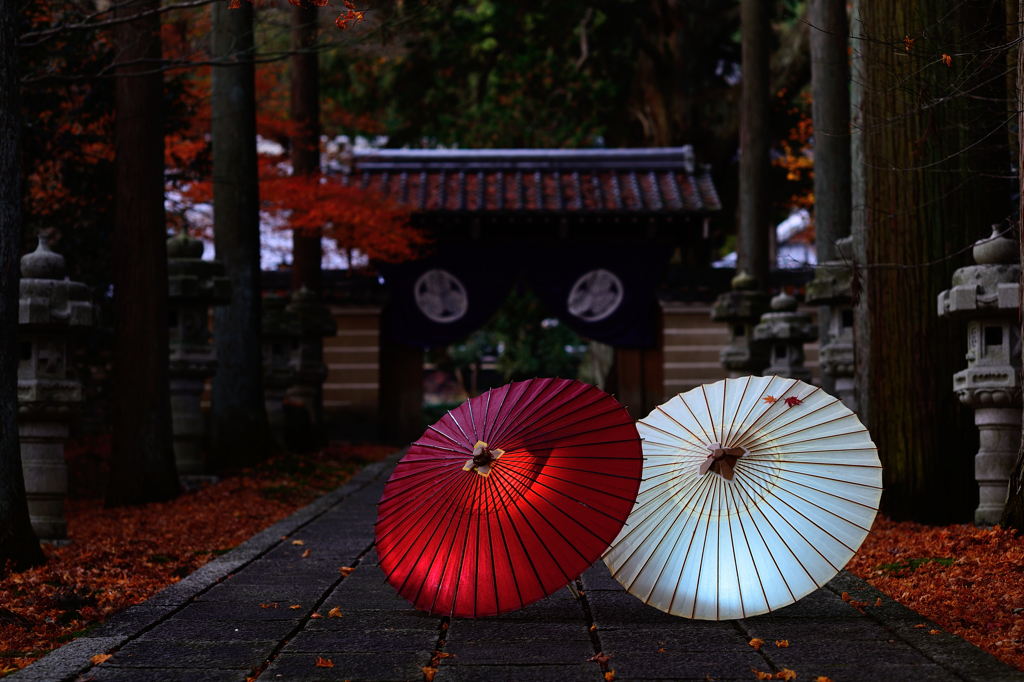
[589,652,611,665]
[423,665,438,681]
[315,656,334,668]
[784,396,803,407]
[749,638,764,651]
[302,549,312,558]
[339,567,355,576]
[752,669,773,681]
[328,607,343,618]
[776,669,797,681]
[89,653,112,665]
[775,640,789,648]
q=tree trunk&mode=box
[209,0,273,469]
[858,0,1006,522]
[0,0,45,570]
[290,2,321,295]
[809,0,850,263]
[106,0,179,506]
[737,0,771,287]
[1001,0,1024,530]
[289,2,326,427]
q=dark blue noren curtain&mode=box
[379,246,518,347]
[526,246,671,348]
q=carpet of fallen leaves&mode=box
[848,515,1024,672]
[0,437,393,676]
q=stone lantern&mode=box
[711,270,771,377]
[806,235,856,410]
[937,226,1021,525]
[167,231,230,476]
[285,286,337,438]
[262,293,299,449]
[18,234,93,540]
[753,292,817,382]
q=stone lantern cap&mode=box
[710,270,771,323]
[19,235,93,330]
[753,293,818,343]
[167,232,231,304]
[938,226,1020,320]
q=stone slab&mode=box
[170,600,311,621]
[443,640,595,666]
[196,583,328,604]
[262,651,432,681]
[303,608,441,632]
[86,667,249,682]
[602,650,768,680]
[135,618,298,643]
[445,620,592,642]
[281,628,439,653]
[103,640,274,670]
[433,664,604,682]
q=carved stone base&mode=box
[170,378,206,475]
[20,421,69,540]
[974,407,1021,526]
[286,382,321,423]
[265,386,288,450]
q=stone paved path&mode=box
[13,451,1024,682]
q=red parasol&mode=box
[375,377,643,618]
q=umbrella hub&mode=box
[464,440,504,477]
[699,442,747,481]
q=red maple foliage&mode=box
[849,516,1024,672]
[0,440,393,676]
[259,156,426,264]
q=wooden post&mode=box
[379,339,424,443]
[614,305,665,420]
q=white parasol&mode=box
[603,375,881,620]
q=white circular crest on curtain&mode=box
[414,269,469,323]
[567,269,624,322]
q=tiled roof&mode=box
[347,146,721,214]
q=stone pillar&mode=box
[753,292,817,382]
[18,235,94,540]
[806,235,856,410]
[937,226,1022,525]
[711,271,770,377]
[262,293,299,449]
[285,286,336,443]
[166,232,230,475]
